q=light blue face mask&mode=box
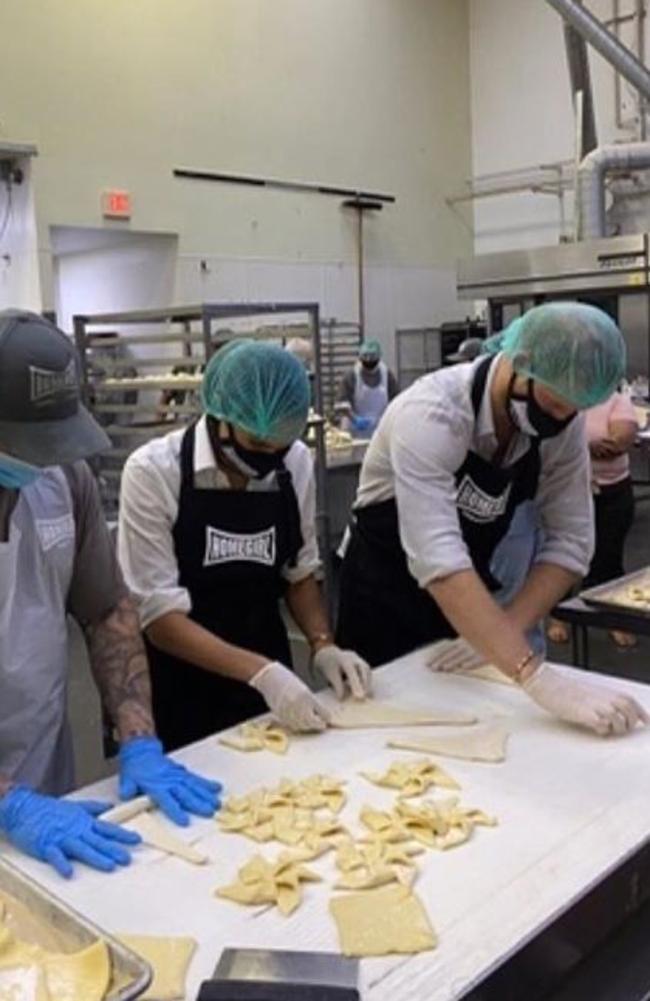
[0,452,41,490]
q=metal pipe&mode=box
[564,15,598,157]
[546,0,650,102]
[637,0,647,139]
[576,141,650,238]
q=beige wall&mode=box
[0,0,472,346]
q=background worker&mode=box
[337,303,648,736]
[119,339,371,752]
[337,339,398,434]
[548,388,639,650]
[0,311,220,880]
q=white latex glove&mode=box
[249,662,332,732]
[523,662,649,736]
[313,644,372,700]
[425,637,487,674]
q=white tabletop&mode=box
[5,652,650,1001]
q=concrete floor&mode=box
[67,493,650,790]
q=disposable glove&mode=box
[119,736,222,827]
[249,662,332,731]
[523,662,650,736]
[425,637,487,674]
[0,786,141,879]
[313,644,372,700]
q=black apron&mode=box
[336,355,541,666]
[146,422,303,751]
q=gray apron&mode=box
[0,468,76,795]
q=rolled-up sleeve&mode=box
[117,455,191,629]
[535,416,594,576]
[390,399,475,587]
[282,447,322,583]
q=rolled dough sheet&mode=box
[126,813,208,865]
[388,724,509,763]
[100,795,154,825]
[329,884,437,957]
[118,935,196,1001]
[464,664,516,686]
[329,701,476,729]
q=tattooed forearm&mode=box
[0,774,14,798]
[86,596,155,742]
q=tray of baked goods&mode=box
[581,567,650,617]
[0,856,151,1000]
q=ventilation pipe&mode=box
[564,21,598,158]
[547,0,650,238]
[546,0,650,104]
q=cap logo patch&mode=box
[29,361,77,403]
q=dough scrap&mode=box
[361,757,459,798]
[330,701,476,729]
[329,884,437,957]
[216,852,321,916]
[388,724,509,763]
[0,923,110,1001]
[118,935,196,1001]
[219,721,290,755]
[127,813,208,865]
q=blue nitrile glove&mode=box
[0,786,141,879]
[118,736,222,827]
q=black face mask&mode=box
[508,376,577,440]
[224,427,290,479]
[361,359,379,371]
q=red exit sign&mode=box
[102,189,132,219]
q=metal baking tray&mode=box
[581,567,650,618]
[0,857,152,1000]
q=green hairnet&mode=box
[359,339,382,359]
[201,338,310,445]
[486,302,625,408]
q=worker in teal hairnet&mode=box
[337,339,398,434]
[337,302,649,737]
[118,339,371,750]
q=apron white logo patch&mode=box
[456,475,511,524]
[203,526,277,567]
[29,361,77,403]
[36,513,75,552]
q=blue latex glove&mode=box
[118,736,222,827]
[0,786,141,879]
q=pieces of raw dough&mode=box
[0,923,110,1001]
[359,798,497,850]
[118,935,196,1001]
[126,813,208,865]
[330,884,437,957]
[216,852,322,916]
[217,775,348,853]
[219,721,290,755]
[334,838,422,890]
[463,664,516,686]
[329,701,476,729]
[388,723,509,763]
[361,758,459,798]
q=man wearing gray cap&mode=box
[0,311,221,879]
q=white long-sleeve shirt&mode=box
[355,354,594,587]
[118,416,320,629]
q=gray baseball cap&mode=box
[0,310,110,466]
[447,337,484,364]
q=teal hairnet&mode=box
[359,339,382,359]
[484,302,625,408]
[201,338,310,445]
